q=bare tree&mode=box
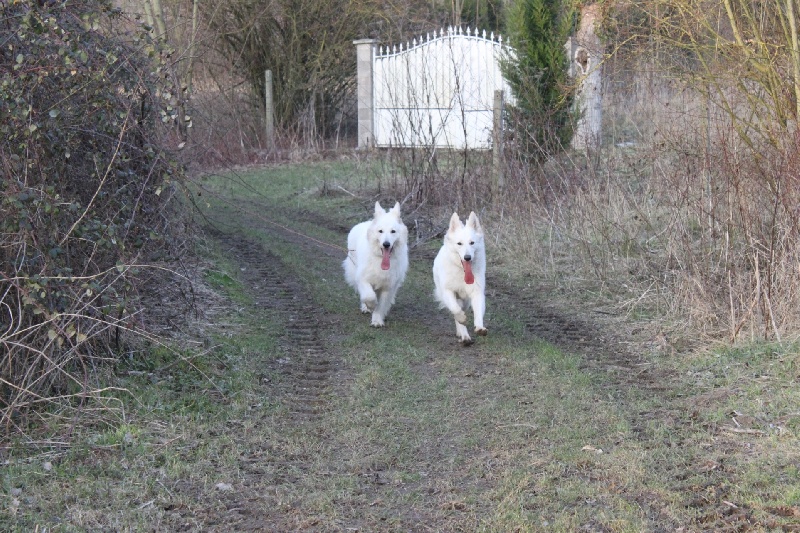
[196,0,383,146]
[629,0,800,146]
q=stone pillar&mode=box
[571,4,603,151]
[353,39,377,149]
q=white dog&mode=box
[433,212,487,345]
[343,202,409,327]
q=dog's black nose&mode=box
[463,254,471,261]
[383,241,391,249]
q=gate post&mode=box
[353,39,377,149]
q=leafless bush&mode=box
[371,146,497,214]
[497,71,800,346]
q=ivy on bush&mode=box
[0,0,186,434]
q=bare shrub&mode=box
[371,147,497,215]
[185,76,269,168]
[0,0,189,436]
[497,71,800,346]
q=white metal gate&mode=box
[372,27,514,150]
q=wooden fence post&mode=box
[492,89,505,201]
[265,70,275,152]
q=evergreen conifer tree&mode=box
[504,0,578,160]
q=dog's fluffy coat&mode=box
[343,202,409,327]
[433,212,487,344]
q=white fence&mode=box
[355,27,514,150]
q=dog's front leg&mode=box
[357,282,377,314]
[454,320,472,344]
[471,292,487,336]
[439,290,471,343]
[370,289,393,327]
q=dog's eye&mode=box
[470,241,474,245]
[391,230,396,234]
[378,230,383,233]
[457,242,462,246]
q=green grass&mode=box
[5,161,800,531]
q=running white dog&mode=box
[343,202,409,327]
[433,212,487,345]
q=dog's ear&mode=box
[390,202,401,217]
[373,201,384,218]
[448,212,462,233]
[467,212,482,233]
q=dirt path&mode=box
[197,199,756,531]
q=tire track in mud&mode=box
[200,227,344,530]
[495,283,657,385]
[208,226,338,420]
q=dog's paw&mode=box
[475,327,488,336]
[371,310,385,327]
[362,298,377,312]
[459,336,474,346]
[454,311,467,324]
[360,303,370,314]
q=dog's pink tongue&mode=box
[381,248,391,270]
[462,260,475,284]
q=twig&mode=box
[137,500,156,510]
[336,184,357,197]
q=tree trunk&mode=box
[571,4,603,151]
